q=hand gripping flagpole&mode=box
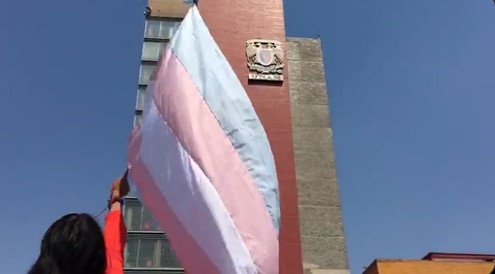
[184,0,198,5]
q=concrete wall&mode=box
[364,260,495,274]
[287,37,349,274]
[148,0,189,18]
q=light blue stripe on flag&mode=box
[169,6,280,232]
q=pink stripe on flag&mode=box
[152,48,278,273]
[128,131,221,274]
[137,98,256,273]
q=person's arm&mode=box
[104,201,127,274]
[104,172,129,274]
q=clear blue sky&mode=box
[0,0,494,273]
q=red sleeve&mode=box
[104,210,127,274]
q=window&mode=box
[124,202,143,231]
[126,272,175,274]
[126,237,171,269]
[145,20,181,39]
[137,239,158,268]
[142,42,167,61]
[134,114,142,128]
[124,200,162,231]
[125,239,139,268]
[159,21,180,39]
[158,239,180,267]
[141,207,161,232]
[135,87,146,111]
[139,64,156,85]
[145,20,161,38]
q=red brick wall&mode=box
[199,1,303,273]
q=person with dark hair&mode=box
[28,171,130,274]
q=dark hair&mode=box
[28,213,106,274]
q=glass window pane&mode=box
[136,87,146,111]
[137,239,157,268]
[159,21,180,39]
[125,239,139,268]
[159,239,180,267]
[142,42,161,61]
[134,114,142,128]
[139,64,155,85]
[145,20,161,38]
[159,42,168,56]
[141,207,161,231]
[124,203,142,231]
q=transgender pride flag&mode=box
[127,5,280,274]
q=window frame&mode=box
[124,238,140,268]
[141,41,168,62]
[144,18,182,40]
[135,86,147,111]
[123,200,144,232]
[133,114,142,128]
[158,238,181,268]
[136,238,159,268]
[125,234,177,270]
[122,198,183,270]
[138,63,157,86]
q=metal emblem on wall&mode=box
[246,39,284,82]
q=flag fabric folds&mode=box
[127,5,280,274]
